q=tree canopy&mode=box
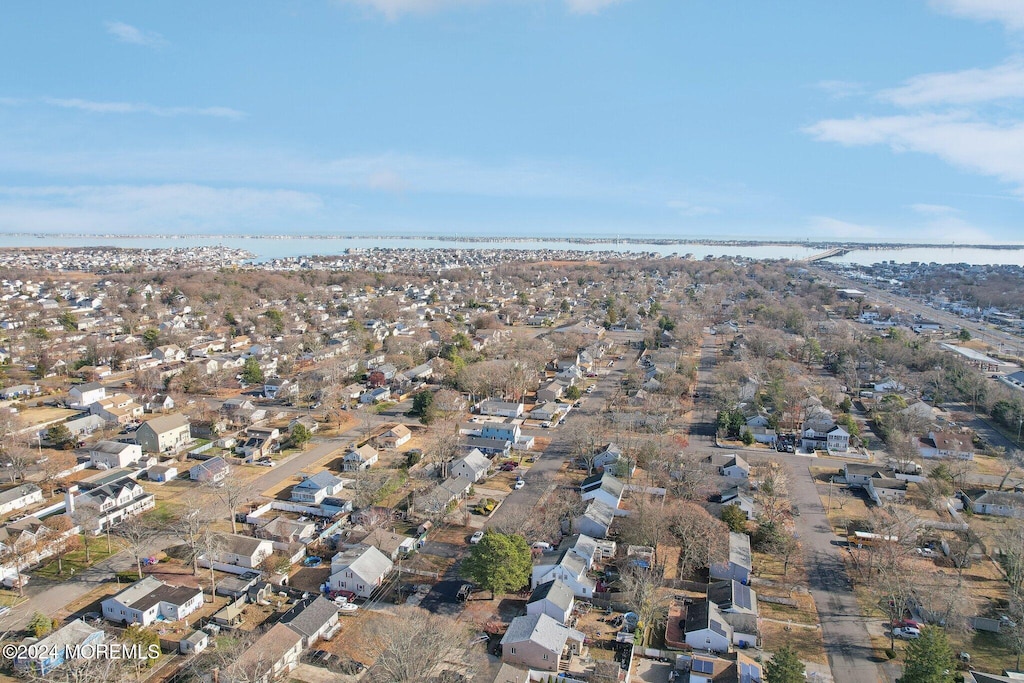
[898,626,955,683]
[764,645,805,683]
[461,531,532,598]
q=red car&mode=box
[331,590,357,601]
[499,462,518,472]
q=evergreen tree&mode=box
[241,357,264,385]
[898,626,955,683]
[765,645,805,683]
[461,532,532,599]
[720,504,748,533]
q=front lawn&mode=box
[33,541,124,581]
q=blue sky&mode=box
[2,0,1024,243]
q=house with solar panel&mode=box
[708,580,760,648]
[683,600,733,653]
[683,652,764,683]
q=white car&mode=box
[470,531,485,544]
[893,626,921,639]
[915,547,938,558]
[531,541,552,551]
[338,602,359,615]
[513,479,525,490]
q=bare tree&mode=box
[170,498,216,575]
[207,475,257,534]
[41,515,79,577]
[114,515,157,579]
[365,606,465,683]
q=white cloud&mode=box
[335,0,628,19]
[910,203,961,215]
[0,184,321,233]
[880,58,1024,106]
[805,113,1024,192]
[815,80,867,99]
[39,97,245,119]
[104,21,167,47]
[929,0,1024,30]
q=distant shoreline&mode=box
[1,232,1023,251]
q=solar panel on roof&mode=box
[693,658,714,674]
[710,620,727,637]
[735,583,752,610]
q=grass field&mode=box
[34,540,124,581]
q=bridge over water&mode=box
[801,247,851,263]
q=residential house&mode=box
[291,471,345,505]
[921,431,975,460]
[580,472,624,510]
[526,578,575,624]
[135,413,191,453]
[147,464,178,483]
[843,463,898,487]
[866,476,908,505]
[263,377,296,400]
[90,393,144,425]
[101,576,203,626]
[572,499,616,539]
[376,424,411,449]
[706,453,750,479]
[89,441,143,469]
[417,475,473,517]
[13,618,105,676]
[710,532,752,584]
[0,484,44,516]
[529,402,560,422]
[143,393,174,413]
[360,386,391,404]
[972,491,1024,518]
[450,449,490,483]
[342,444,379,472]
[329,544,394,598]
[230,622,304,683]
[531,549,596,598]
[152,344,186,362]
[586,443,627,472]
[720,488,756,521]
[278,596,340,647]
[68,382,106,408]
[481,422,522,444]
[190,456,230,484]
[683,652,764,683]
[536,381,565,404]
[256,516,317,545]
[478,400,524,418]
[359,528,416,560]
[683,600,734,653]
[500,613,585,673]
[67,481,155,534]
[206,534,274,570]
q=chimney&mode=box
[64,485,78,515]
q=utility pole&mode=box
[827,476,834,511]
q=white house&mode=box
[710,532,752,584]
[377,424,411,449]
[579,472,624,510]
[232,622,304,683]
[68,381,106,408]
[291,471,344,504]
[329,545,394,598]
[450,449,490,483]
[209,533,274,570]
[0,484,44,516]
[526,578,575,625]
[101,576,203,626]
[706,453,749,479]
[531,549,596,599]
[89,441,143,469]
[278,596,340,648]
[342,444,379,472]
[683,600,733,653]
[67,481,155,534]
[478,400,524,418]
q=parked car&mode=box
[531,541,552,551]
[499,462,518,472]
[338,602,359,615]
[469,530,485,544]
[513,478,525,490]
[893,627,921,639]
[915,547,938,558]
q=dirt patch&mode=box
[759,619,827,665]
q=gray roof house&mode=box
[500,613,585,673]
[572,499,616,539]
[579,472,624,509]
[683,600,734,653]
[526,578,575,625]
[450,448,490,483]
[278,596,340,647]
[291,471,344,504]
[710,532,752,584]
[329,545,394,598]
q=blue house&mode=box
[14,618,105,676]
